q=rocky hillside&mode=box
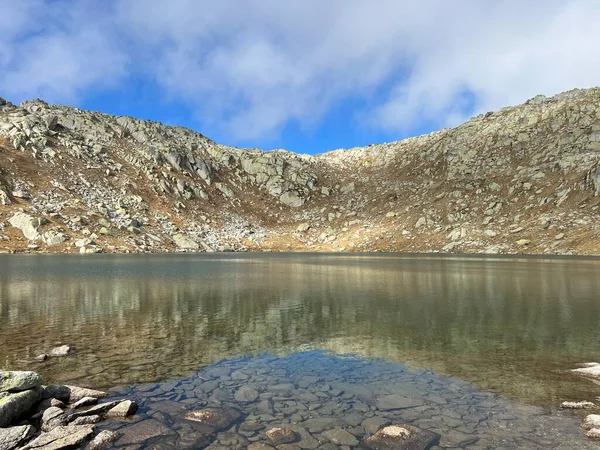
[0,88,599,255]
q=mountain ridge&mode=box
[0,87,599,255]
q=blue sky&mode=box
[2,1,600,155]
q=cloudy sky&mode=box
[1,0,599,154]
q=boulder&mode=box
[9,212,46,241]
[85,430,120,450]
[21,425,94,450]
[105,400,137,418]
[280,191,305,207]
[42,231,68,246]
[67,401,118,420]
[0,387,42,427]
[0,425,35,450]
[42,385,107,404]
[173,233,199,250]
[296,223,310,232]
[362,424,440,450]
[0,371,43,393]
[41,407,67,432]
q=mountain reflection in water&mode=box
[1,253,599,406]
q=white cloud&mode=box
[0,1,128,103]
[1,0,600,143]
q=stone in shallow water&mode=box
[105,400,138,418]
[587,428,600,439]
[362,424,440,450]
[572,363,600,378]
[21,425,94,450]
[376,394,424,411]
[322,428,359,446]
[561,401,596,409]
[234,385,259,402]
[247,443,275,450]
[265,427,297,445]
[116,418,177,446]
[0,387,42,427]
[49,345,72,357]
[85,430,120,450]
[0,425,35,450]
[0,371,43,393]
[184,407,241,430]
[583,414,600,430]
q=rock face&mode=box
[1,87,600,255]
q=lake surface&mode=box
[1,254,600,448]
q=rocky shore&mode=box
[0,370,136,450]
[1,87,600,255]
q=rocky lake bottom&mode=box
[90,351,595,449]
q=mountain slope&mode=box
[0,89,599,255]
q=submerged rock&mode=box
[184,407,241,430]
[265,427,297,445]
[362,424,440,450]
[115,418,176,446]
[234,385,259,403]
[322,428,359,446]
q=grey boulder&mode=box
[0,425,35,450]
[0,371,43,393]
[0,387,42,427]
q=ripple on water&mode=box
[96,351,596,449]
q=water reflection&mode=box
[1,254,599,406]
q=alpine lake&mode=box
[1,253,600,449]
